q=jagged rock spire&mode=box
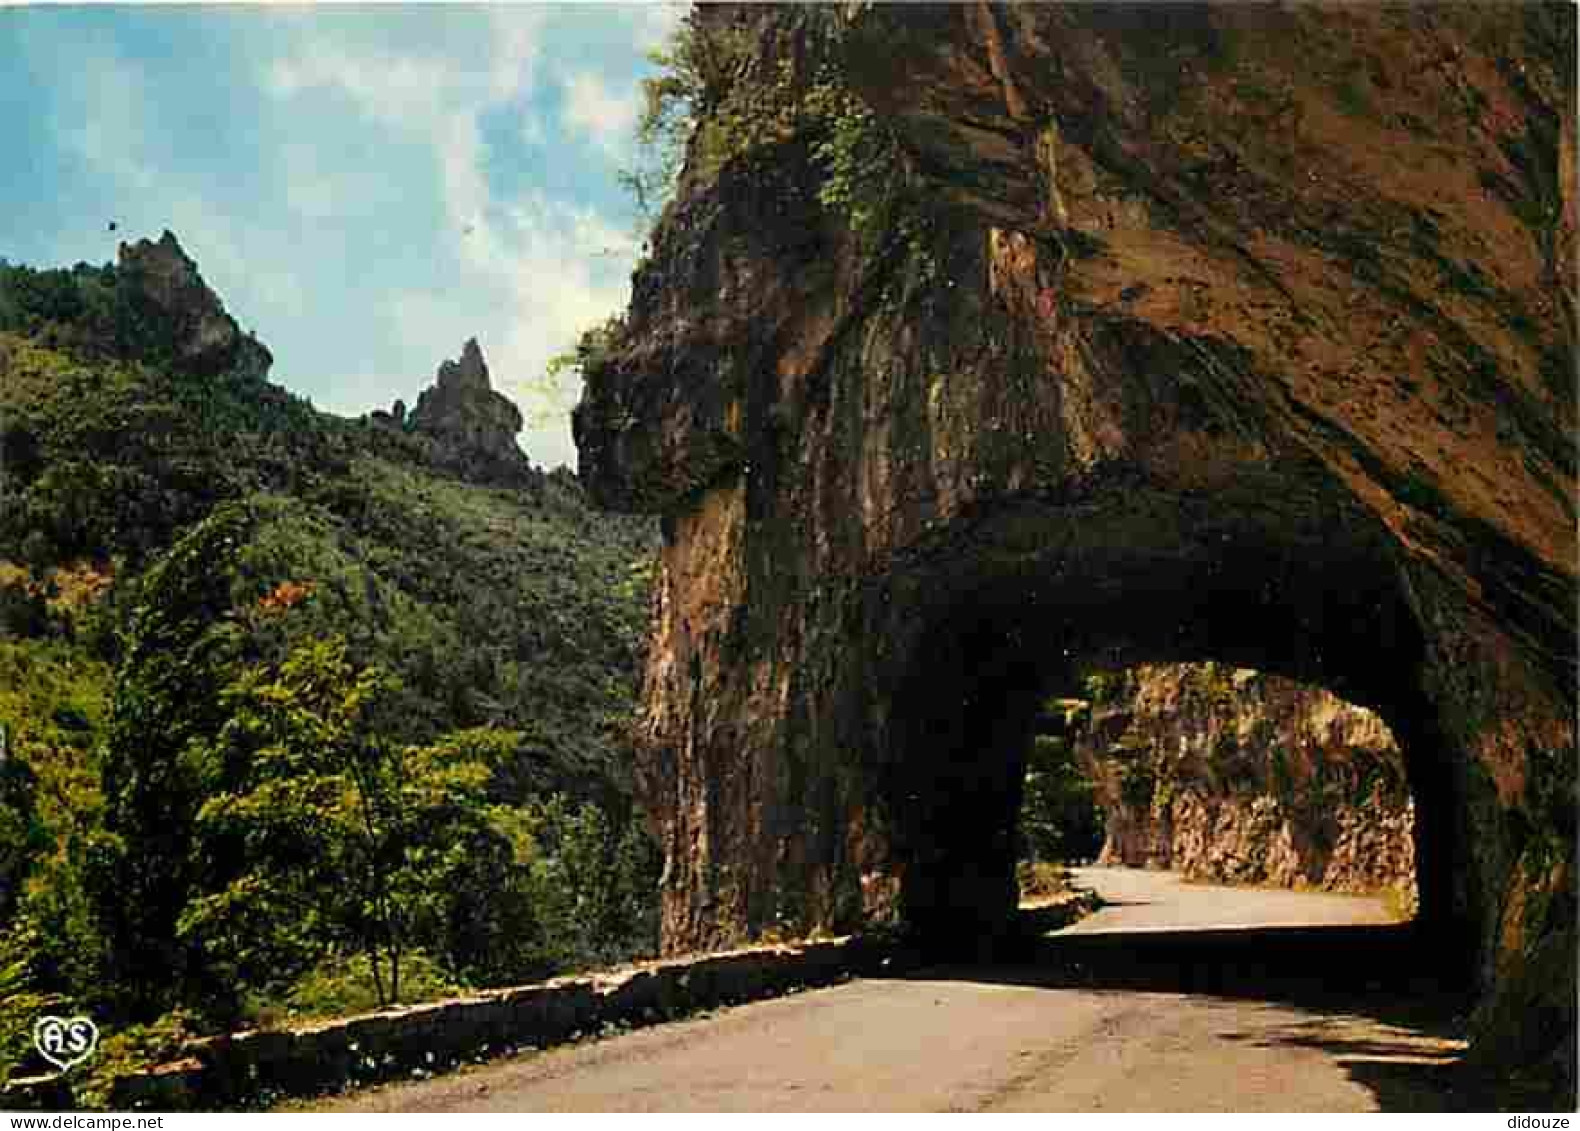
[407,338,533,485]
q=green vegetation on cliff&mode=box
[627,6,929,258]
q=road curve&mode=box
[1060,865,1401,932]
[314,868,1467,1113]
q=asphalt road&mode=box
[1060,865,1401,932]
[317,868,1470,1112]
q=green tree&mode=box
[1020,727,1104,864]
[622,7,741,218]
[526,794,660,971]
[180,636,515,1007]
[622,7,925,262]
[91,502,253,1020]
[0,755,42,925]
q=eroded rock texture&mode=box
[118,231,273,381]
[575,3,1575,1083]
[405,338,536,485]
[1077,663,1416,910]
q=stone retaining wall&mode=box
[6,936,886,1111]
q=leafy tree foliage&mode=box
[623,7,928,261]
[624,7,756,217]
[90,502,255,1021]
[0,755,39,924]
[1020,714,1104,864]
[0,324,320,567]
[0,635,113,1017]
[0,920,60,1088]
[181,637,519,1007]
[523,794,661,972]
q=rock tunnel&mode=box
[573,2,1575,1083]
[880,477,1461,959]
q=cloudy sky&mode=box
[1,2,685,469]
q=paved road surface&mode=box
[1061,865,1399,932]
[317,868,1467,1112]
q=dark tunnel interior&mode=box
[878,481,1477,977]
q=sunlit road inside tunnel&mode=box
[317,869,1492,1113]
[1058,865,1401,934]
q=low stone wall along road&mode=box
[318,867,1478,1112]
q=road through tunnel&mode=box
[879,476,1473,977]
[572,3,1576,1093]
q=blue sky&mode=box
[1,2,685,469]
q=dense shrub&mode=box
[1020,729,1104,864]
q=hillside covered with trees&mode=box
[0,233,660,1091]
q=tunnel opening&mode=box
[877,477,1474,981]
[1013,662,1419,919]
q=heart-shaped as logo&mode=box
[33,1015,99,1072]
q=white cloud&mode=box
[572,208,641,262]
[33,36,305,331]
[265,8,545,130]
[485,7,548,102]
[264,22,536,256]
[163,192,308,325]
[280,142,344,219]
[632,1,687,53]
[560,70,640,160]
[382,186,640,470]
[54,49,158,192]
[260,14,645,466]
[267,44,452,130]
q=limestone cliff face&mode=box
[403,338,535,486]
[118,231,273,381]
[1077,664,1416,911]
[574,4,1575,1085]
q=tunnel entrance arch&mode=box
[1029,660,1419,909]
[876,470,1470,970]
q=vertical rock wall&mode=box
[1077,663,1417,912]
[574,3,1576,1087]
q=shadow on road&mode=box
[876,918,1528,1111]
